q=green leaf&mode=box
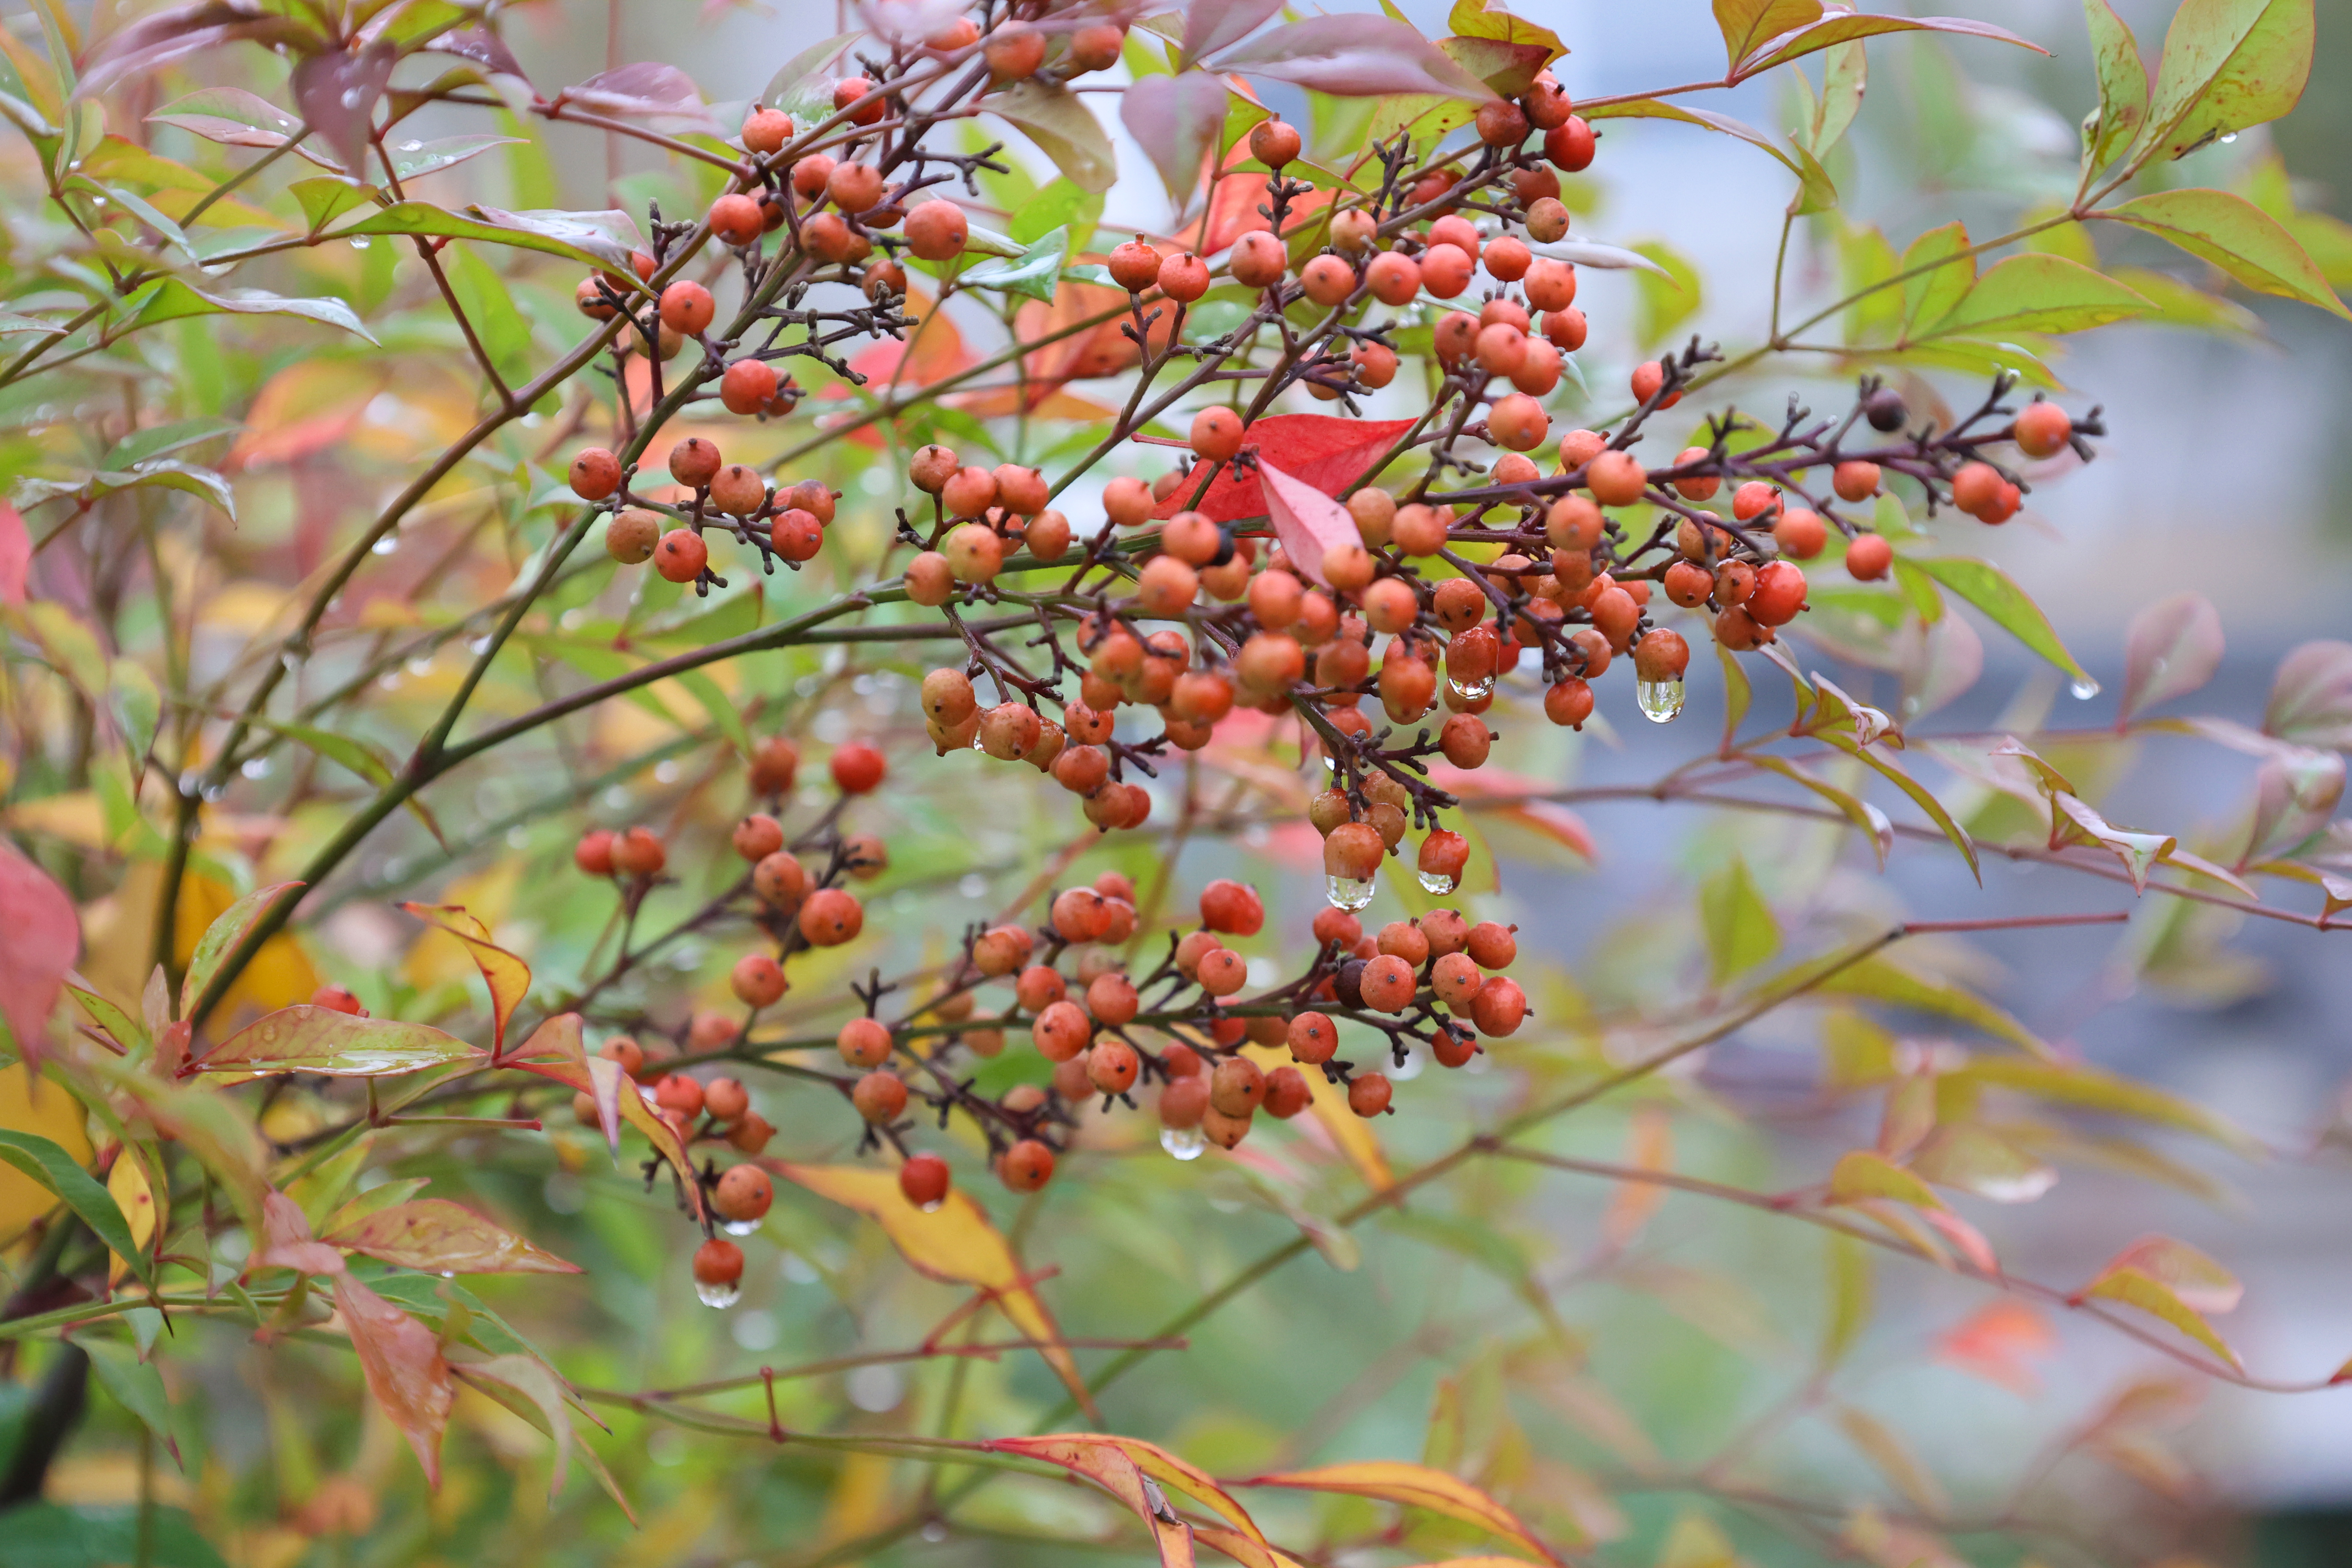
[1801,40,1868,156]
[128,279,376,343]
[672,667,750,757]
[0,1504,227,1568]
[2079,1267,2240,1367]
[1907,555,2093,685]
[961,226,1070,305]
[441,240,539,394]
[2096,187,2347,318]
[197,1005,484,1077]
[1718,639,1752,751]
[2081,0,2150,172]
[1448,0,1567,62]
[1818,732,1983,883]
[2131,0,2313,167]
[1898,220,1975,339]
[1819,955,2053,1060]
[1699,855,1779,986]
[1826,1149,1941,1209]
[1750,754,1891,867]
[1820,1232,1873,1369]
[65,974,145,1053]
[987,80,1117,195]
[1585,99,1806,182]
[383,132,521,182]
[179,882,303,1022]
[328,202,647,274]
[15,462,238,521]
[1011,178,1103,256]
[1714,0,1827,73]
[1954,1057,2261,1155]
[83,1339,179,1466]
[1924,253,2151,338]
[2102,263,2265,336]
[1631,239,1703,350]
[0,1130,149,1286]
[98,418,239,472]
[290,174,375,233]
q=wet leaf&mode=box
[989,80,1116,195]
[0,841,80,1064]
[328,201,647,274]
[177,881,303,1024]
[130,279,375,343]
[2098,188,2348,318]
[1906,556,2093,686]
[288,40,395,178]
[2082,0,2150,172]
[326,1198,578,1275]
[399,904,531,1058]
[2131,0,2314,167]
[337,1270,456,1482]
[1237,1461,1565,1565]
[2121,592,2224,722]
[765,1161,1091,1416]
[197,1005,482,1076]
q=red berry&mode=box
[900,1153,951,1208]
[830,742,886,793]
[569,447,622,500]
[1347,1073,1393,1117]
[1199,879,1265,936]
[693,1237,744,1287]
[1000,1139,1057,1191]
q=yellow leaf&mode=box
[1834,1405,1948,1514]
[80,865,321,1028]
[1602,1107,1672,1248]
[399,904,532,1056]
[986,1435,1197,1567]
[1825,1150,1941,1210]
[767,1161,1092,1416]
[2079,1268,2241,1369]
[5,791,109,851]
[0,1063,91,1244]
[1656,1511,1740,1568]
[1237,1461,1565,1566]
[1242,1044,1390,1191]
[106,1153,156,1286]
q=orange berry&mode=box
[1846,533,1893,581]
[905,198,968,260]
[900,1153,951,1208]
[1347,1073,1393,1117]
[569,447,621,500]
[653,529,707,583]
[660,281,714,335]
[1000,1139,1056,1191]
[2014,401,2073,458]
[797,888,864,946]
[1586,450,1647,507]
[709,193,764,247]
[1774,507,1828,560]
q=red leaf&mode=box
[0,841,80,1066]
[288,40,397,178]
[1151,414,1414,525]
[1258,460,1364,590]
[1120,70,1232,202]
[337,1271,455,1485]
[0,502,27,603]
[1200,148,1334,255]
[1212,17,1496,100]
[326,1198,580,1274]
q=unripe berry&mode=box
[605,508,661,564]
[1348,1073,1393,1117]
[569,447,622,500]
[905,198,969,260]
[1525,194,1571,242]
[994,464,1048,516]
[2014,400,2073,458]
[1229,229,1287,289]
[660,281,714,334]
[1846,532,1893,581]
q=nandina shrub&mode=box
[0,0,2346,1562]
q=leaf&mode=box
[761,30,863,121]
[985,1436,1198,1566]
[961,226,1070,304]
[1699,855,1779,986]
[0,842,80,1065]
[1835,1406,1946,1514]
[1807,39,1868,154]
[1602,1107,1674,1250]
[2077,1267,2241,1367]
[328,202,646,274]
[1924,253,2151,338]
[1715,0,1826,72]
[1152,414,1415,525]
[2097,187,2348,317]
[1586,98,1801,180]
[0,500,26,604]
[2131,0,2314,166]
[1259,459,1367,591]
[77,5,322,101]
[1906,555,2093,686]
[1212,18,1496,101]
[1439,35,1553,99]
[2094,1234,2243,1312]
[1953,1057,2261,1155]
[1898,220,1975,339]
[2121,592,2224,721]
[1816,954,2052,1060]
[289,39,395,178]
[1718,640,1753,749]
[1121,70,1232,203]
[560,62,718,131]
[989,80,1116,195]
[453,1354,576,1501]
[398,904,530,1057]
[1446,0,1567,62]
[2263,640,2352,747]
[1738,14,2046,78]
[197,1006,482,1077]
[1817,734,1982,883]
[177,880,302,1023]
[381,132,522,182]
[1011,178,1103,255]
[1909,1125,2058,1203]
[1936,1299,2057,1392]
[765,1161,1093,1417]
[2050,793,2174,891]
[146,86,313,153]
[1632,239,1703,350]
[336,1270,456,1482]
[2082,0,2150,172]
[326,1198,578,1274]
[83,1339,179,1466]
[1822,1232,1874,1369]
[992,1433,1268,1548]
[1184,0,1287,67]
[67,975,145,1054]
[1236,1462,1564,1566]
[129,279,376,343]
[1749,755,1891,868]
[1825,1149,1942,1210]
[0,1130,149,1286]
[0,1503,228,1568]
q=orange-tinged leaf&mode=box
[2078,1266,2242,1369]
[337,1270,456,1484]
[1152,413,1417,525]
[1602,1107,1672,1249]
[766,1161,1089,1414]
[987,1435,1197,1567]
[996,1433,1265,1546]
[106,1152,156,1287]
[503,1012,631,1151]
[2086,1234,2241,1313]
[326,1198,579,1274]
[1236,1461,1565,1567]
[1194,1524,1315,1568]
[1304,1059,1391,1191]
[1935,1300,2055,1393]
[196,1005,484,1076]
[401,903,532,1057]
[0,840,82,1066]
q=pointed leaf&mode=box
[2098,187,2348,317]
[989,80,1116,195]
[1816,954,2053,1059]
[1906,556,2093,686]
[1151,415,1416,524]
[1740,14,2044,77]
[1714,0,1826,72]
[176,880,302,1023]
[1236,1461,1564,1566]
[197,1005,483,1076]
[960,226,1070,304]
[1119,71,1231,204]
[289,39,395,178]
[83,1339,180,1467]
[1822,1232,1874,1369]
[327,1198,578,1275]
[2121,592,2224,722]
[2082,0,2150,171]
[130,279,375,343]
[400,903,530,1057]
[561,62,718,131]
[1259,459,1366,590]
[328,201,647,274]
[2132,0,2314,166]
[2078,1267,2241,1367]
[765,1161,1092,1416]
[2263,640,2352,746]
[1184,0,1287,67]
[1898,220,1975,339]
[1699,855,1779,986]
[453,1354,576,1501]
[1212,18,1496,100]
[2092,1234,2242,1311]
[0,842,80,1065]
[1925,253,2151,337]
[1954,1057,2262,1155]
[1825,1149,1942,1210]
[336,1271,456,1483]
[0,1130,149,1286]
[992,1433,1267,1548]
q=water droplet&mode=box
[468,635,492,655]
[1447,677,1493,702]
[201,782,227,802]
[922,1523,949,1544]
[1417,870,1460,894]
[377,672,401,691]
[2070,675,2101,700]
[1393,1046,1426,1081]
[240,756,271,780]
[1636,678,1687,723]
[371,533,397,554]
[279,649,305,671]
[695,1279,741,1308]
[1325,873,1376,911]
[339,87,364,108]
[405,655,434,677]
[2220,132,2239,144]
[968,727,986,751]
[398,140,423,152]
[349,236,372,249]
[722,1218,762,1237]
[1160,1125,1207,1161]
[178,769,201,799]
[920,1198,943,1212]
